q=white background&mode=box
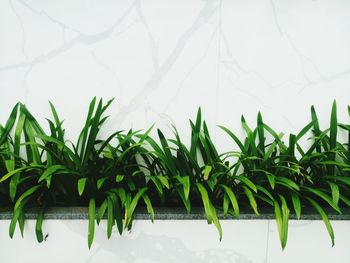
[1,0,350,148]
[1,0,350,262]
[0,219,350,263]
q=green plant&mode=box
[0,98,349,250]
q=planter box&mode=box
[0,208,350,263]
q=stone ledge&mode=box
[1,207,350,220]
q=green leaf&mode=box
[288,133,296,157]
[78,97,96,158]
[96,199,107,225]
[48,101,64,141]
[296,121,314,141]
[274,196,290,250]
[223,194,229,216]
[257,112,265,154]
[10,174,20,202]
[113,195,124,235]
[97,177,108,189]
[157,129,177,175]
[23,121,41,164]
[218,125,246,154]
[306,197,335,247]
[88,198,95,249]
[274,199,283,247]
[256,185,274,203]
[198,134,212,164]
[189,107,202,160]
[5,160,15,173]
[107,197,114,239]
[14,112,26,157]
[175,176,190,200]
[253,169,275,189]
[15,185,41,210]
[243,186,259,216]
[157,175,170,189]
[263,123,286,152]
[329,100,338,176]
[9,198,28,238]
[330,100,337,151]
[203,165,212,180]
[18,211,25,237]
[311,105,322,153]
[35,134,80,166]
[280,195,290,250]
[149,176,163,196]
[220,184,239,218]
[78,178,87,196]
[125,187,148,227]
[328,182,340,205]
[142,194,155,222]
[324,176,350,187]
[0,165,43,183]
[265,134,284,160]
[38,165,67,183]
[35,208,45,243]
[320,161,350,168]
[241,116,258,155]
[196,183,222,240]
[275,177,300,191]
[114,188,126,205]
[115,174,124,182]
[0,103,19,146]
[266,174,275,189]
[339,194,350,208]
[176,186,191,212]
[82,99,104,167]
[236,176,257,193]
[138,123,155,143]
[291,192,301,219]
[302,186,341,213]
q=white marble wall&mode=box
[1,0,350,148]
[1,1,350,261]
[0,219,350,263]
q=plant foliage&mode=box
[0,98,349,250]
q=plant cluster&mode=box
[0,98,349,249]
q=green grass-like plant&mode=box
[0,98,349,250]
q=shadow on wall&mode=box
[64,221,254,263]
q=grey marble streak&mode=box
[0,2,136,72]
[272,0,350,90]
[108,0,220,126]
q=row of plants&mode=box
[0,98,349,249]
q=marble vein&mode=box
[0,1,137,73]
[109,0,220,126]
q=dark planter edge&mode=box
[0,207,350,220]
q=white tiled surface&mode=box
[267,220,350,263]
[0,219,349,263]
[1,1,350,261]
[1,0,350,148]
[0,220,268,263]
